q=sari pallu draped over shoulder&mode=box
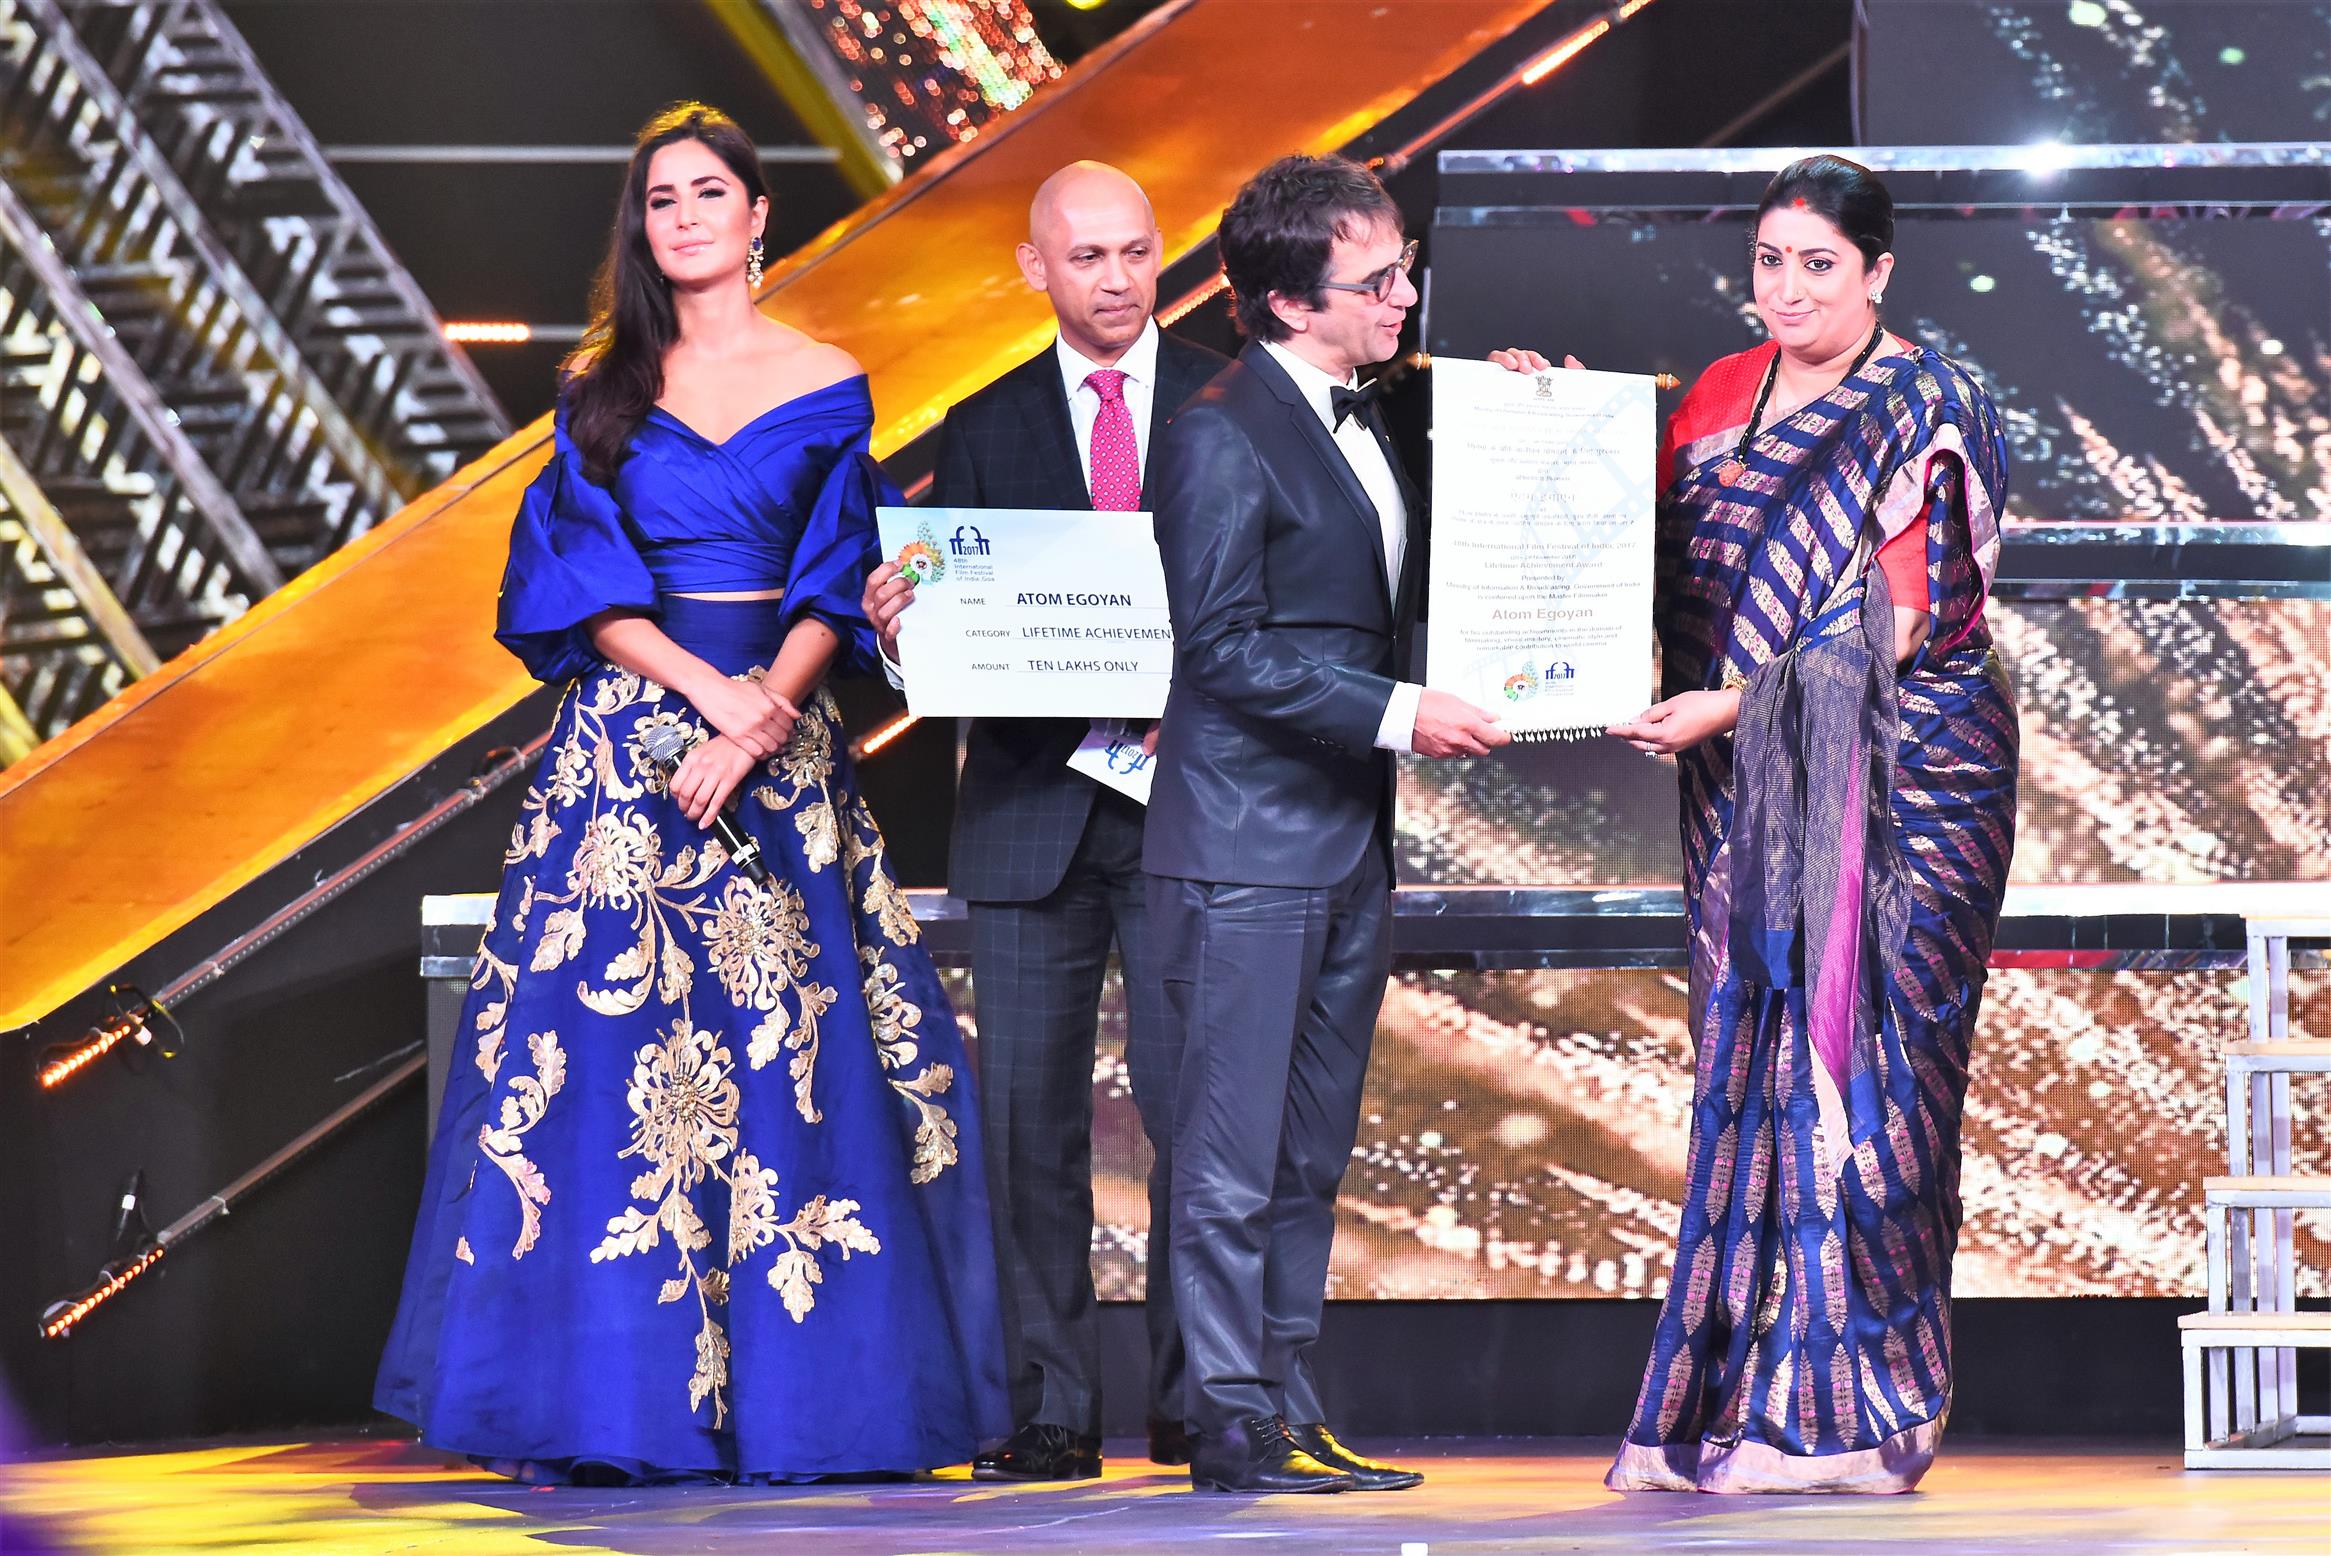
[1610,345,2017,1495]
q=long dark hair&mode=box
[564,102,769,486]
[1754,153,1894,270]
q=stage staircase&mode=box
[2181,916,2331,1469]
[0,0,1661,1036]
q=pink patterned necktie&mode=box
[1083,368,1140,511]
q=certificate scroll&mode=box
[873,507,1173,718]
[1426,358,1658,741]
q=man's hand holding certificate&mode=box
[871,507,1173,718]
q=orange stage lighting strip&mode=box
[0,0,1572,1031]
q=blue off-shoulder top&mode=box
[495,375,891,684]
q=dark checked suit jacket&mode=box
[930,330,1228,902]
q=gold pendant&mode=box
[1715,457,1745,486]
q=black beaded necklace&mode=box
[1716,322,1886,486]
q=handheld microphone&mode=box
[638,722,771,887]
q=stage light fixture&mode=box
[1519,0,1655,86]
[36,986,174,1091]
[39,1049,424,1341]
[1158,274,1229,327]
[442,321,534,344]
[851,711,921,760]
[39,1243,165,1339]
[1520,19,1610,85]
[44,1169,169,1335]
[110,1168,156,1255]
[2022,140,2073,176]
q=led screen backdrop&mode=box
[954,168,2329,1302]
[1859,0,2331,147]
[944,963,2329,1301]
[1427,213,2328,527]
[949,609,2331,1300]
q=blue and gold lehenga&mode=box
[376,377,1009,1482]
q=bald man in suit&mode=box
[866,163,1226,1480]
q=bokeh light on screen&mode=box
[953,162,2331,1302]
[1406,600,2331,892]
[949,965,2328,1301]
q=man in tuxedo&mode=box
[1146,155,1508,1494]
[863,162,1226,1480]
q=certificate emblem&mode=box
[894,520,947,586]
[1503,667,1540,702]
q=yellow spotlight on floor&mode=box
[441,321,534,344]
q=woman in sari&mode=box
[1507,153,2016,1492]
[375,102,1008,1483]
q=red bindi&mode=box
[1791,196,1809,209]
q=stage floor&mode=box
[3,1437,2325,1554]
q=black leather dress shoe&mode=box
[971,1422,1101,1481]
[1147,1417,1193,1466]
[1286,1423,1424,1491]
[1189,1414,1356,1493]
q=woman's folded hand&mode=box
[694,675,794,759]
[668,734,759,826]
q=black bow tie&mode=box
[1329,380,1383,430]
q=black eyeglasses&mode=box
[1316,238,1419,303]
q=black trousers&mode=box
[1152,846,1390,1434]
[969,788,1184,1438]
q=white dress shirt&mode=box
[1058,318,1160,489]
[1260,340,1421,754]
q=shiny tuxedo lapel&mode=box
[1241,342,1392,599]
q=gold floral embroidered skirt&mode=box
[377,617,1008,1482]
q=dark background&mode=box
[1428,215,2329,523]
[6,0,2322,1451]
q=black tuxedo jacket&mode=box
[930,330,1228,902]
[1142,341,1424,890]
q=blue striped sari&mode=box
[1610,344,2017,1494]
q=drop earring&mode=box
[747,234,765,290]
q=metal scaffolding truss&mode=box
[0,174,254,735]
[56,0,508,484]
[0,0,509,746]
[0,434,155,760]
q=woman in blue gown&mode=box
[375,102,1008,1483]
